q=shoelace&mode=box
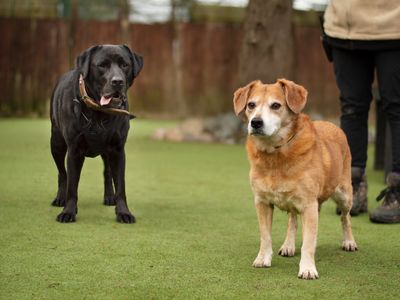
[376,186,400,202]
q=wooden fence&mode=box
[0,17,339,118]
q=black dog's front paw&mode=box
[56,211,76,223]
[116,211,136,224]
[51,197,65,207]
[103,196,116,206]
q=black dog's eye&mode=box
[270,102,281,110]
[121,61,129,68]
[98,61,110,69]
[247,102,256,109]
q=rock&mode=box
[180,118,204,138]
[165,127,185,142]
[152,128,167,140]
[152,113,246,144]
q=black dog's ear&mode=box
[76,45,101,78]
[122,45,144,85]
[132,52,144,77]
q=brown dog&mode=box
[233,79,358,279]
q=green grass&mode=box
[0,119,399,300]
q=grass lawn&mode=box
[0,118,399,300]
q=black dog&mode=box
[50,44,143,223]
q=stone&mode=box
[152,113,246,144]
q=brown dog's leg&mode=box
[334,185,358,251]
[279,212,297,257]
[340,212,358,251]
[298,203,319,279]
[253,200,274,268]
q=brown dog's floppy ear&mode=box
[278,79,308,114]
[233,80,261,117]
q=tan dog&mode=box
[233,79,358,280]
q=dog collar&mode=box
[274,132,298,150]
[78,74,135,119]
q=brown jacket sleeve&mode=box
[324,0,400,40]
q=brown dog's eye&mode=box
[247,102,256,109]
[270,102,281,110]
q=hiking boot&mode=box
[369,172,400,224]
[336,167,368,216]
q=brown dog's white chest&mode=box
[250,174,308,212]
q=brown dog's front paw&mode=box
[342,240,358,251]
[298,262,319,280]
[298,268,319,280]
[278,245,296,257]
[116,211,136,224]
[56,211,76,223]
[252,254,272,268]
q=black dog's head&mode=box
[76,44,143,109]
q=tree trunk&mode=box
[68,0,78,68]
[171,0,187,117]
[118,0,130,44]
[239,0,293,85]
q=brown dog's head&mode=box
[233,79,308,138]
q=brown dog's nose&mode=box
[251,118,263,129]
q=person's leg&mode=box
[332,48,374,215]
[370,50,400,224]
[375,50,400,172]
[332,48,375,169]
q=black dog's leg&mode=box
[51,128,67,207]
[102,154,116,206]
[56,149,85,223]
[109,149,135,223]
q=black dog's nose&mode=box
[251,118,263,129]
[111,77,124,87]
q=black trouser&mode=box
[332,47,400,172]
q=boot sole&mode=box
[369,215,400,224]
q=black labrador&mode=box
[50,44,143,223]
